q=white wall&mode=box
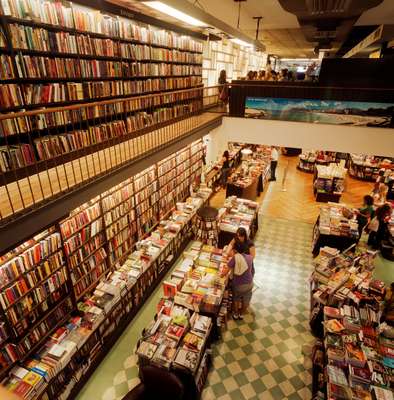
[203,126,228,166]
[218,117,394,156]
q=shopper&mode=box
[269,146,279,181]
[373,183,388,207]
[220,150,231,188]
[383,282,394,326]
[246,70,254,80]
[355,195,375,237]
[228,241,254,320]
[229,227,256,258]
[218,69,229,104]
[258,70,266,80]
[367,203,392,249]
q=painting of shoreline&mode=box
[245,97,394,128]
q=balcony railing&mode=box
[0,85,223,225]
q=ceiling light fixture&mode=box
[231,38,254,48]
[143,1,207,27]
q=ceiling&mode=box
[110,0,394,58]
[186,0,394,58]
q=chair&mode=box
[121,365,185,400]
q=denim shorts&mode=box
[233,282,253,304]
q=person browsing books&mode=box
[228,241,255,320]
[220,150,231,188]
[354,195,374,237]
[269,147,279,181]
[228,227,256,259]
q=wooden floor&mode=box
[211,155,374,224]
[0,113,221,222]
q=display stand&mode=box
[348,154,394,181]
[313,165,345,203]
[195,207,219,246]
[311,218,358,257]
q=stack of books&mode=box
[318,203,359,238]
[219,196,259,236]
[310,246,394,399]
[136,302,212,373]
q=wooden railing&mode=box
[0,85,223,225]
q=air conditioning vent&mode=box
[308,0,351,15]
[314,30,337,39]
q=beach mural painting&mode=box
[245,97,394,128]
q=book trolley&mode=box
[309,245,393,400]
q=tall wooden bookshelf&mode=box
[0,0,203,180]
[0,139,203,380]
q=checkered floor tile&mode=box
[200,215,315,400]
[77,215,315,400]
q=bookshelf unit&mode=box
[59,196,110,301]
[0,0,204,182]
[0,139,204,382]
[0,226,72,378]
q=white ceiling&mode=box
[187,0,394,57]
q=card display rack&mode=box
[0,0,204,182]
[0,139,204,381]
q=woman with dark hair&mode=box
[218,69,228,104]
[368,203,392,249]
[229,227,256,259]
[220,150,231,188]
[246,70,254,80]
[228,241,255,320]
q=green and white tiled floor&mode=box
[76,215,394,400]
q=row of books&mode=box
[2,80,201,111]
[1,0,203,52]
[14,52,202,82]
[0,76,202,136]
[8,23,203,61]
[0,100,199,170]
[0,54,14,79]
[310,247,393,399]
[0,231,62,289]
[0,264,68,311]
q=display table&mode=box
[218,197,259,248]
[311,204,359,257]
[313,165,346,203]
[348,154,394,181]
[309,247,392,400]
[135,242,231,400]
[226,174,263,200]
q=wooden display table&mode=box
[225,173,263,201]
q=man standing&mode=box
[270,147,279,181]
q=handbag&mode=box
[219,86,228,102]
[234,253,248,276]
[368,217,379,233]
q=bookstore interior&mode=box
[0,0,394,400]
